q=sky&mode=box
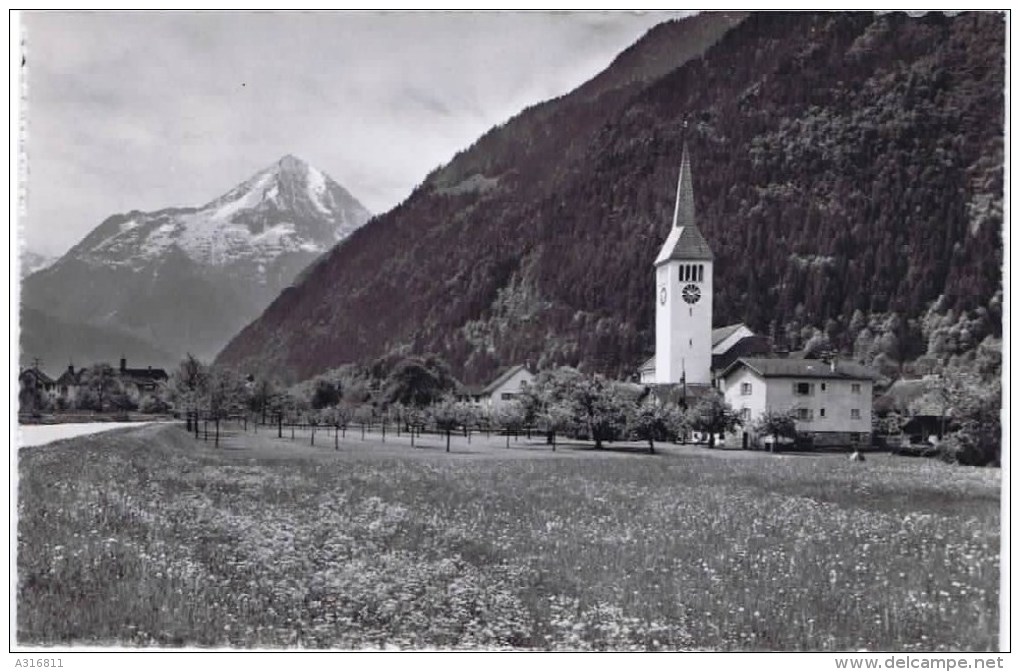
[18,10,689,257]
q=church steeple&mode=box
[672,142,696,230]
[654,142,713,265]
[652,141,715,386]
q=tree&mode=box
[203,367,246,447]
[537,401,574,452]
[311,379,341,410]
[491,400,527,449]
[921,372,1002,465]
[170,354,208,433]
[384,357,457,408]
[558,372,629,450]
[627,401,684,454]
[249,376,278,424]
[429,397,463,452]
[685,391,742,448]
[81,363,121,413]
[752,409,798,452]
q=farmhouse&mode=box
[18,366,56,398]
[459,364,535,407]
[719,357,875,449]
[55,365,83,405]
[116,358,169,405]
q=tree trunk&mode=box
[278,414,283,438]
[291,423,295,440]
[506,432,510,449]
[311,426,315,446]
[361,423,365,440]
[709,432,715,449]
[648,438,655,454]
[204,419,208,441]
[243,416,247,431]
[382,421,386,442]
[446,429,451,452]
[552,433,556,452]
[215,418,220,448]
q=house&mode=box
[459,364,535,407]
[19,366,56,401]
[54,365,83,406]
[719,357,876,449]
[117,358,169,405]
[874,377,954,442]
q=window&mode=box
[851,409,861,420]
[501,393,518,401]
[819,408,826,418]
[794,382,814,396]
[740,408,751,421]
[741,382,752,396]
[795,408,814,421]
[851,433,862,444]
[820,383,826,392]
[698,265,704,282]
[851,383,862,394]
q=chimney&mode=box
[68,364,74,375]
[120,357,126,373]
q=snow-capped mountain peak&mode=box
[21,156,373,364]
[68,155,372,273]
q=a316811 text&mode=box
[14,660,63,668]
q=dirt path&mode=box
[17,421,173,448]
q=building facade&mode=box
[459,365,535,408]
[720,357,875,448]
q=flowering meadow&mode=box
[17,424,999,650]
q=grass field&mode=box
[16,422,1000,650]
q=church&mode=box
[639,142,767,388]
[640,143,875,448]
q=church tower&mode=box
[654,143,713,385]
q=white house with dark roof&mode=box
[460,364,535,407]
[719,357,876,448]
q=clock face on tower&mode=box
[682,283,701,304]
[659,287,667,305]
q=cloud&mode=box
[20,10,687,256]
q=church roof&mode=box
[654,143,714,265]
[711,323,747,347]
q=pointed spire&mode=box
[672,142,696,230]
[654,141,713,264]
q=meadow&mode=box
[16,423,1000,650]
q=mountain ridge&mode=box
[21,155,372,367]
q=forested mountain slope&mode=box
[217,12,1003,385]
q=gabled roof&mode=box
[20,367,55,384]
[711,323,747,347]
[721,357,876,381]
[654,143,713,264]
[639,356,656,372]
[121,367,169,382]
[55,369,82,386]
[480,364,531,395]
